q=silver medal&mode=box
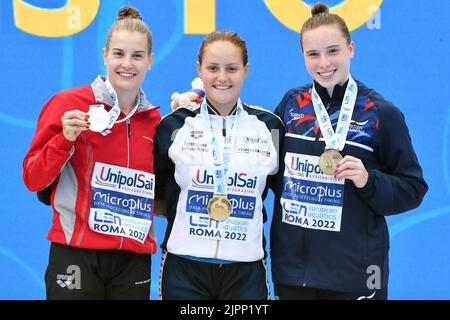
[87,104,109,132]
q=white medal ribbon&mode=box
[201,99,243,196]
[104,78,140,130]
[311,76,358,151]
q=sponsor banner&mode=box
[281,153,344,231]
[89,162,154,243]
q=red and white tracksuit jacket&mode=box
[23,76,161,254]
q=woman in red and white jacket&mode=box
[23,6,160,299]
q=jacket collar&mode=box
[313,79,349,109]
[205,98,237,116]
[90,75,156,111]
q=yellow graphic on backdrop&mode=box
[263,0,383,32]
[14,0,100,37]
[185,0,216,34]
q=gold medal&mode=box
[319,149,343,175]
[207,194,232,222]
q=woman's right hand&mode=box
[170,77,205,111]
[61,110,90,142]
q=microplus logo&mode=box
[284,181,342,202]
[187,190,256,218]
[56,265,81,290]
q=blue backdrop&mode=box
[1,0,449,300]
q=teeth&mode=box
[119,72,134,77]
[319,71,334,77]
[214,85,231,90]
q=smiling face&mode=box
[103,29,153,98]
[197,40,249,115]
[302,24,354,95]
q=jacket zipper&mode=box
[126,118,131,167]
[118,118,132,250]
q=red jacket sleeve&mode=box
[23,94,75,191]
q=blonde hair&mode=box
[300,3,351,51]
[105,6,152,54]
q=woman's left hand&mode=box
[335,155,369,188]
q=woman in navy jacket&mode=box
[270,3,427,300]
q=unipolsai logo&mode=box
[95,166,154,191]
[243,136,268,145]
[192,169,214,190]
[287,154,322,178]
[56,265,81,290]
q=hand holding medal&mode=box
[61,109,90,142]
[334,155,369,188]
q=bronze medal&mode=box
[319,149,343,175]
[207,194,232,222]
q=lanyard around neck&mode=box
[201,98,243,195]
[104,79,141,129]
[311,76,358,151]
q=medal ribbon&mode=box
[201,99,243,196]
[311,76,358,151]
[104,79,141,129]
